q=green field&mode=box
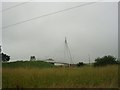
[2,61,54,68]
[2,61,118,88]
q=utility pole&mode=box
[88,54,90,66]
[0,46,1,54]
[0,46,2,62]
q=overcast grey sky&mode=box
[2,2,118,63]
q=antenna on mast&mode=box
[64,37,73,67]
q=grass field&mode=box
[2,61,54,68]
[2,61,118,88]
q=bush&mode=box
[77,62,85,67]
[1,53,10,62]
[94,55,117,67]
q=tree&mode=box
[30,56,36,61]
[77,62,85,67]
[1,53,10,62]
[94,55,117,66]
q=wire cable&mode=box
[0,0,31,12]
[2,2,97,29]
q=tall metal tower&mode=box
[64,37,73,66]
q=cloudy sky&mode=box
[2,2,118,63]
[0,4,1,58]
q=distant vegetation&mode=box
[77,62,86,67]
[94,55,118,67]
[2,61,54,68]
[0,53,10,62]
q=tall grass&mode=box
[2,65,118,88]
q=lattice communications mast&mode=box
[64,37,73,66]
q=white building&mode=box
[45,58,69,66]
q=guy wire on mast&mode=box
[64,37,73,66]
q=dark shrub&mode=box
[94,55,117,67]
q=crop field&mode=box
[2,61,118,88]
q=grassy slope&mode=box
[2,65,118,88]
[2,61,54,68]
